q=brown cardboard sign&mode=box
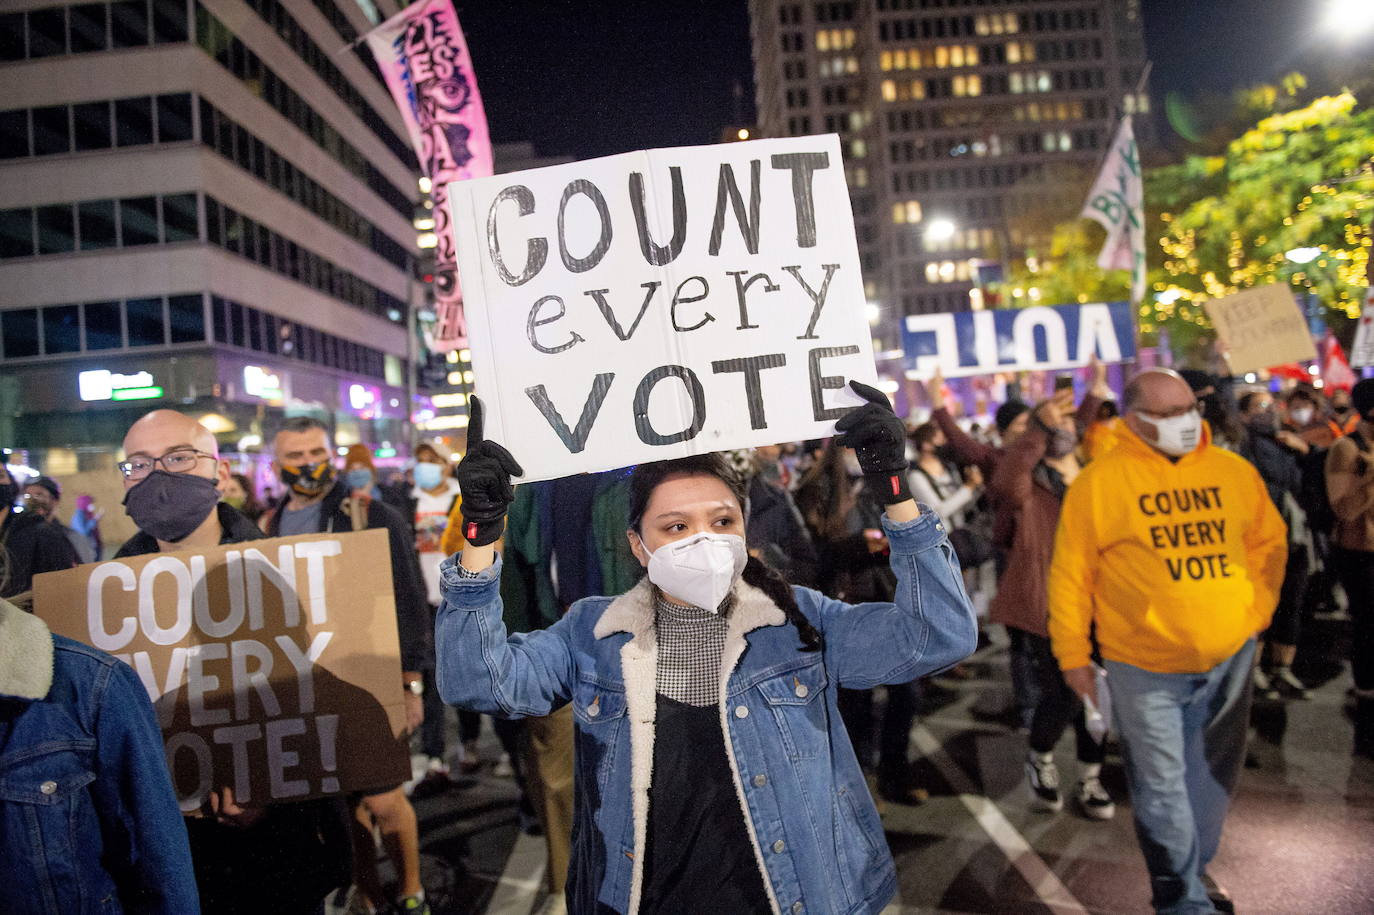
[1202,284,1317,375]
[33,530,410,811]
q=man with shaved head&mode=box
[115,409,352,914]
[1049,369,1287,914]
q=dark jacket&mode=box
[0,600,199,914]
[746,472,819,588]
[115,501,353,914]
[264,482,431,671]
[1,510,79,598]
[987,396,1100,638]
[1240,432,1304,510]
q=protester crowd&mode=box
[2,364,1372,915]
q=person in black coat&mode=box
[1238,391,1314,699]
[115,408,352,914]
[263,416,432,915]
[746,444,819,588]
[1,461,78,598]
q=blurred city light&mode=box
[924,218,957,243]
[1322,0,1374,36]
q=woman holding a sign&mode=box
[436,386,977,914]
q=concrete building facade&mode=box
[749,0,1148,350]
[0,0,427,528]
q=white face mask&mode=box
[642,532,748,613]
[1289,406,1314,427]
[1141,409,1202,456]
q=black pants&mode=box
[1333,547,1374,691]
[838,683,921,793]
[1023,631,1103,764]
[1264,545,1310,648]
[420,666,447,760]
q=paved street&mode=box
[368,618,1374,915]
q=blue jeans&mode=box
[1105,639,1256,915]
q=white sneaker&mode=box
[1025,755,1062,812]
[1074,775,1116,820]
[1270,667,1310,700]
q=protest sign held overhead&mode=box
[1201,284,1316,375]
[33,530,411,812]
[447,134,878,482]
[367,0,493,350]
[902,301,1135,379]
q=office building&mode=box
[0,0,423,527]
[749,0,1149,350]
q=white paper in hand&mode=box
[1083,663,1112,743]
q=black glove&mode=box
[457,396,524,546]
[834,380,913,506]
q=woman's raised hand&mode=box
[835,380,913,506]
[457,396,524,547]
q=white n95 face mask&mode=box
[644,533,748,613]
[1145,409,1202,456]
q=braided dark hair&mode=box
[628,454,823,653]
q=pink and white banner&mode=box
[366,0,492,350]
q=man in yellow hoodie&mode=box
[1049,369,1286,915]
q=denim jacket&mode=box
[436,509,977,915]
[0,600,198,914]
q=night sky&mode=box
[453,0,1360,163]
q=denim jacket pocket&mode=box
[572,678,628,796]
[831,783,887,906]
[756,660,830,759]
[0,742,103,914]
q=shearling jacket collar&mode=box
[590,574,787,915]
[0,598,53,700]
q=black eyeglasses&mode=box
[118,448,216,480]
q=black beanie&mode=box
[1352,378,1374,419]
[995,400,1030,434]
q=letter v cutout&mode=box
[525,373,616,453]
[584,283,661,341]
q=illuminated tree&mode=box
[1009,80,1374,355]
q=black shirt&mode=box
[641,694,773,914]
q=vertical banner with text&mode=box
[447,135,879,482]
[33,531,410,812]
[367,0,493,350]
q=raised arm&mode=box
[926,370,997,476]
[436,398,575,717]
[819,381,977,682]
[812,510,977,687]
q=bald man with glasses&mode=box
[114,409,353,914]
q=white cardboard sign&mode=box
[448,135,877,481]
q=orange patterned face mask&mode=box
[279,461,335,496]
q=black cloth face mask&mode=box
[279,462,335,496]
[123,471,221,543]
